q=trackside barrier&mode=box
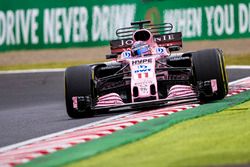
[0,0,250,52]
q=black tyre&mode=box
[192,49,228,101]
[65,65,94,118]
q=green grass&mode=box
[224,54,250,65]
[67,100,250,167]
[0,54,249,71]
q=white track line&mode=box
[229,76,250,86]
[0,66,249,75]
[0,68,65,74]
[226,65,250,69]
[0,112,136,153]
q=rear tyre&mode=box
[192,49,228,101]
[65,65,94,118]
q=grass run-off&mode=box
[67,100,250,167]
[0,54,249,71]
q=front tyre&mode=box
[192,49,228,101]
[65,65,94,118]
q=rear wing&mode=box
[110,32,182,54]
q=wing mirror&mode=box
[106,54,118,59]
[169,46,181,52]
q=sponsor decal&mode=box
[136,73,149,79]
[155,47,166,54]
[134,80,153,87]
[131,58,152,65]
[140,86,149,94]
[118,34,175,47]
[72,96,78,109]
[211,79,218,92]
[134,65,151,73]
[118,39,134,47]
[121,51,132,58]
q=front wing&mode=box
[92,95,199,112]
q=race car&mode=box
[65,20,228,118]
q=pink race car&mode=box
[65,20,228,118]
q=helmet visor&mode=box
[133,45,149,55]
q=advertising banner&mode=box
[0,0,249,51]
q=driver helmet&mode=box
[131,41,150,56]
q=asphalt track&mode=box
[0,68,249,148]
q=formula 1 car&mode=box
[65,20,228,118]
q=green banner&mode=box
[142,0,250,40]
[0,0,250,52]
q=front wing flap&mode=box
[92,95,199,112]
